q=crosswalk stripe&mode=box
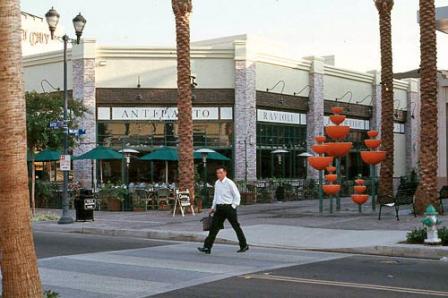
[39,268,168,296]
[65,252,254,274]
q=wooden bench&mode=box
[378,182,418,221]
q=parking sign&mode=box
[60,155,71,171]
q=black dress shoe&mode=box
[237,246,249,253]
[197,247,211,254]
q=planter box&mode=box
[133,207,145,212]
[106,198,122,211]
[241,192,256,205]
[276,186,285,201]
[257,191,274,204]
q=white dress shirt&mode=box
[211,177,241,210]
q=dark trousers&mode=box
[204,204,247,250]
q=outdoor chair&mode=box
[296,179,305,200]
[439,185,448,215]
[135,189,156,210]
[156,188,172,209]
[378,182,418,221]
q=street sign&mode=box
[49,120,66,129]
[60,155,71,171]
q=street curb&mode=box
[33,224,448,259]
[311,245,448,260]
[33,224,238,245]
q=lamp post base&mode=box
[58,215,74,225]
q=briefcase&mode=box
[200,215,224,231]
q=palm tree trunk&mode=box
[172,0,195,204]
[0,0,43,297]
[415,0,439,213]
[375,0,394,201]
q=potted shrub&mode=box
[257,185,274,203]
[303,179,318,200]
[237,181,247,205]
[98,183,126,211]
[243,183,256,205]
[35,179,57,208]
[282,183,295,201]
[132,196,146,212]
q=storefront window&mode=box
[345,129,369,179]
[256,123,307,179]
[96,121,233,184]
[98,121,233,149]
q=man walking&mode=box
[198,166,249,254]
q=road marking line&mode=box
[242,274,448,296]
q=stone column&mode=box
[72,39,97,189]
[369,71,383,179]
[305,56,325,179]
[370,70,382,132]
[405,79,420,174]
[437,80,447,188]
[234,40,257,182]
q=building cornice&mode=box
[324,65,374,84]
[23,49,72,67]
[96,47,234,59]
[255,53,311,71]
[393,79,409,90]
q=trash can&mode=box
[75,189,96,222]
[276,185,285,201]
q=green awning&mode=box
[140,147,178,161]
[34,149,61,162]
[73,146,123,160]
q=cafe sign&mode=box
[98,107,232,121]
[257,109,306,125]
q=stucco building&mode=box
[22,33,446,188]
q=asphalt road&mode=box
[155,255,448,298]
[33,232,448,298]
[33,231,173,258]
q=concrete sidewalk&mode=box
[33,198,448,259]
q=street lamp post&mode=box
[46,7,86,224]
[271,149,289,202]
[195,148,215,208]
[119,148,140,211]
[271,149,289,178]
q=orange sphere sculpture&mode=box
[352,178,368,206]
[360,129,386,165]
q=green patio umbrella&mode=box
[74,146,124,186]
[140,147,178,161]
[73,146,123,161]
[34,149,60,162]
[140,147,178,184]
